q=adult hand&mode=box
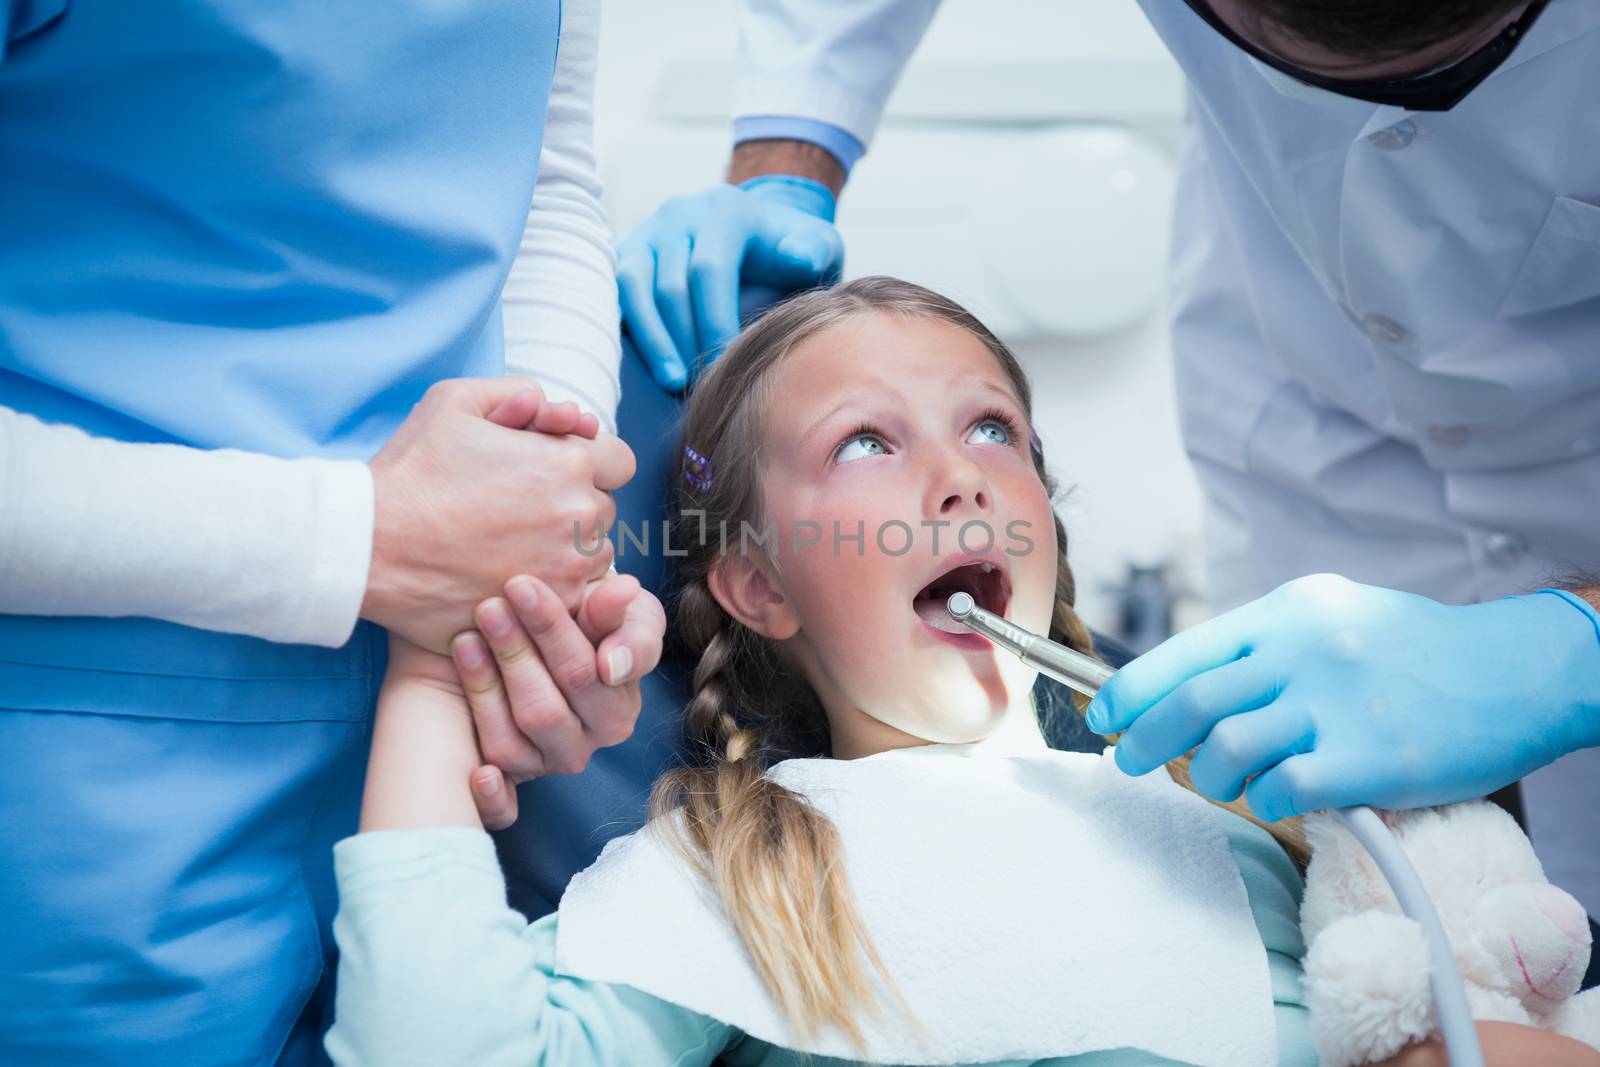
[362,378,634,653]
[449,571,665,830]
[1085,574,1600,822]
[617,175,842,391]
[484,386,602,439]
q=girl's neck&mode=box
[828,701,1050,760]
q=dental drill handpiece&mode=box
[945,592,1115,699]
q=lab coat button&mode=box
[1484,531,1528,567]
[1367,120,1417,150]
[1361,312,1415,349]
[1427,424,1471,447]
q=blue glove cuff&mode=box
[1534,588,1600,747]
[738,174,838,224]
[1535,588,1600,641]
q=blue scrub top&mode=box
[0,2,560,1064]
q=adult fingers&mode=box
[436,375,553,420]
[594,587,666,690]
[1112,655,1282,777]
[527,400,583,436]
[476,593,590,777]
[451,631,546,780]
[687,232,744,362]
[485,385,545,429]
[568,531,616,604]
[586,432,637,492]
[576,573,642,645]
[743,212,844,287]
[618,245,687,390]
[652,237,700,370]
[1186,700,1317,802]
[470,764,520,832]
[506,575,638,749]
[1088,597,1269,735]
[1244,752,1343,823]
[490,393,598,439]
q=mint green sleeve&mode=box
[1216,810,1319,1067]
[324,827,739,1067]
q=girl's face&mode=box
[729,312,1060,757]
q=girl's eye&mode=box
[967,416,1014,447]
[835,431,890,464]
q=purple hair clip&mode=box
[1029,429,1044,458]
[683,444,714,492]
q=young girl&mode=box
[325,278,1571,1066]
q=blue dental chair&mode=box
[491,340,1600,995]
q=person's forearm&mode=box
[503,0,622,433]
[1377,1021,1600,1066]
[728,138,847,197]
[359,674,483,832]
[0,406,370,647]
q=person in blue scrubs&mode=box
[0,2,660,1064]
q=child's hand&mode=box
[450,571,664,830]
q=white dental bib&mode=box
[555,745,1277,1066]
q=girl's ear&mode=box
[708,555,800,640]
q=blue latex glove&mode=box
[1084,574,1600,821]
[616,175,843,392]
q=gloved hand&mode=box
[1084,574,1600,822]
[616,175,843,391]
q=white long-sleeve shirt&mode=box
[0,0,617,649]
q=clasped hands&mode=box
[366,378,666,829]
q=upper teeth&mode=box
[980,562,995,573]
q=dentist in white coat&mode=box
[618,0,1600,916]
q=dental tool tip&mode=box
[947,592,976,621]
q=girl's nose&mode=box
[940,485,989,514]
[933,453,993,517]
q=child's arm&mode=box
[1375,1022,1600,1067]
[358,634,486,832]
[359,566,658,833]
[329,577,725,1066]
[327,823,737,1067]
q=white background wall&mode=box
[594,0,1211,637]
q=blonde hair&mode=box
[649,276,1307,1047]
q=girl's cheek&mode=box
[815,485,909,544]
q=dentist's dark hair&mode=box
[650,276,1306,1048]
[1235,0,1526,60]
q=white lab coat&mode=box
[733,0,1600,914]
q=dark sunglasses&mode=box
[1182,0,1550,111]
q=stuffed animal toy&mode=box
[1298,800,1600,1065]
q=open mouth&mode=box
[912,559,1011,635]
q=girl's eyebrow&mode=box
[965,376,1028,413]
[796,390,887,451]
